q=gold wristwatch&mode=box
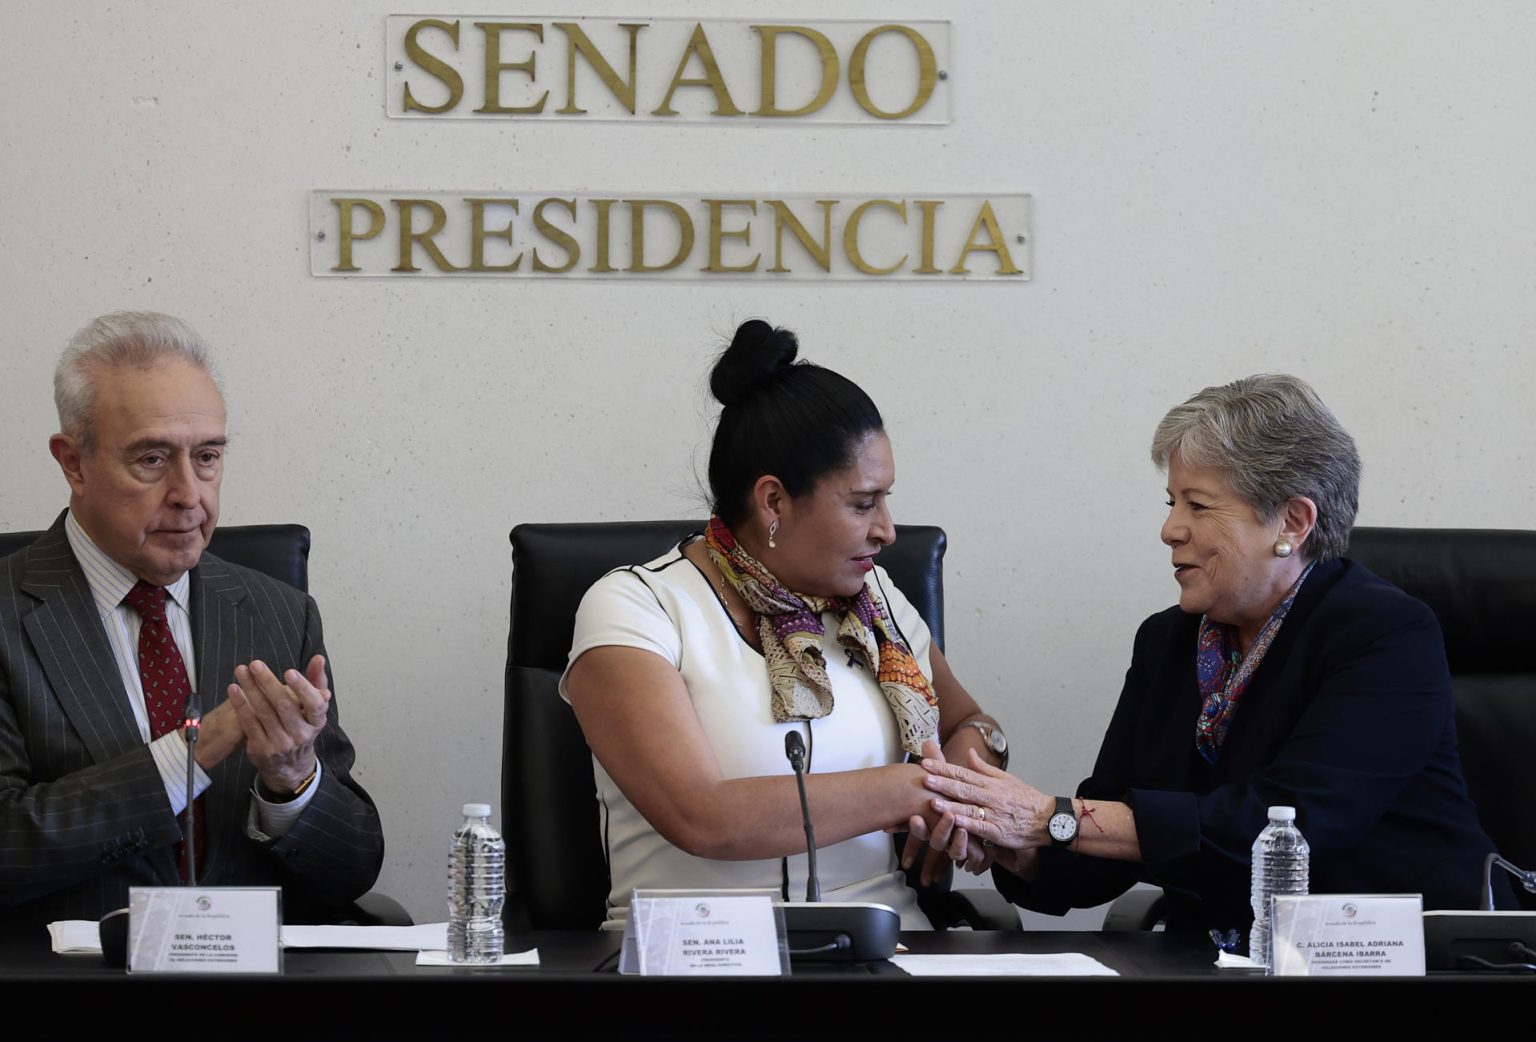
[960,720,1009,769]
[259,767,318,804]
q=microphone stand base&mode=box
[780,901,899,962]
[1423,910,1536,971]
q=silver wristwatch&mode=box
[960,720,1009,768]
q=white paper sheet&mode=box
[48,920,104,954]
[892,952,1118,976]
[415,949,541,966]
[281,922,449,951]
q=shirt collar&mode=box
[65,510,193,617]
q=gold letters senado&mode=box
[309,193,1030,281]
[385,17,951,123]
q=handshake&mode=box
[893,738,1050,885]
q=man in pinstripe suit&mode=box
[0,312,383,927]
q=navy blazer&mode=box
[997,558,1506,933]
[0,516,384,927]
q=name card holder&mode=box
[128,887,282,974]
[619,888,789,976]
[1271,894,1425,976]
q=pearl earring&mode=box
[1273,538,1293,558]
[768,519,778,549]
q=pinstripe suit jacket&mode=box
[0,515,384,927]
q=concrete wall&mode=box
[2,0,1532,925]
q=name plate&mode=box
[620,889,788,976]
[1271,894,1425,976]
[128,887,282,974]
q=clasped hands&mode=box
[897,739,1053,882]
[195,655,331,795]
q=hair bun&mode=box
[710,319,799,408]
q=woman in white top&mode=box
[561,319,1006,928]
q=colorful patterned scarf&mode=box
[1194,562,1315,763]
[705,517,940,756]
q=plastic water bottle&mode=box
[447,803,505,963]
[1249,805,1310,971]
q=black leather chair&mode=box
[503,520,1020,932]
[1106,525,1536,926]
[0,523,314,584]
[0,522,411,926]
[1349,526,1536,910]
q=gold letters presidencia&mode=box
[314,20,1029,281]
[311,193,1031,281]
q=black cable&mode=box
[787,934,852,957]
[1457,953,1536,973]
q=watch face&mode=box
[990,732,1007,755]
[1048,813,1077,842]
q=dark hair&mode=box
[707,319,884,526]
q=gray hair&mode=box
[55,311,221,449]
[1150,374,1360,562]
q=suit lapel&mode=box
[190,554,252,712]
[18,520,144,765]
[1213,559,1346,779]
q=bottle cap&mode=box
[462,803,492,817]
[1267,805,1296,821]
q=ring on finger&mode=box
[977,807,987,822]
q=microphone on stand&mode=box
[1481,852,1536,911]
[776,727,899,962]
[98,695,205,969]
[783,731,819,903]
[182,695,201,887]
[1423,853,1536,971]
[98,697,200,969]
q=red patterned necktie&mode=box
[124,580,205,882]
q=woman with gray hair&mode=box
[910,374,1508,943]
